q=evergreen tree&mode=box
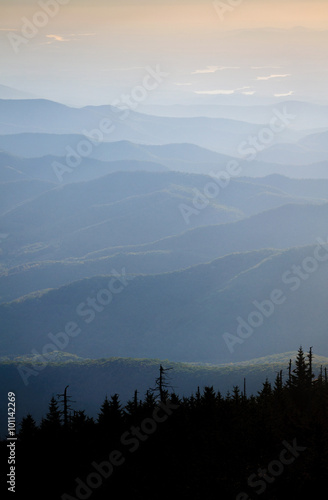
[97,395,111,426]
[290,346,308,388]
[306,346,315,385]
[70,410,94,433]
[41,396,62,432]
[288,358,292,386]
[108,393,123,426]
[125,389,142,418]
[97,393,123,438]
[232,385,241,405]
[18,414,38,441]
[258,378,272,400]
[201,386,217,409]
[142,389,157,412]
[9,346,328,499]
[273,370,283,394]
[195,386,202,406]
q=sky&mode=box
[0,0,327,106]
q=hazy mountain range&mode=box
[2,350,328,439]
[0,99,322,157]
[1,97,328,432]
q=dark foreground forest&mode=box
[1,347,328,500]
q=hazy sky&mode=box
[0,0,327,106]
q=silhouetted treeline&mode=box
[2,347,328,499]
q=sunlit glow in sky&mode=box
[0,0,327,105]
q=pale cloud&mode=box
[46,35,70,42]
[102,67,145,72]
[192,66,240,74]
[45,33,96,43]
[257,74,291,81]
[66,33,97,40]
[217,66,240,70]
[192,66,220,74]
[194,89,235,95]
[194,86,251,95]
[274,91,294,97]
[67,33,96,37]
[251,66,282,69]
[174,82,192,86]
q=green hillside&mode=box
[1,246,328,363]
[2,349,328,437]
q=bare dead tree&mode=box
[57,385,75,427]
[151,365,174,402]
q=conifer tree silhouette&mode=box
[18,413,38,442]
[125,389,142,419]
[97,393,123,441]
[143,389,157,412]
[274,370,283,394]
[291,346,309,388]
[232,385,241,405]
[41,396,62,432]
[8,345,328,500]
[306,346,315,385]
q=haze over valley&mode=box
[1,8,328,494]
